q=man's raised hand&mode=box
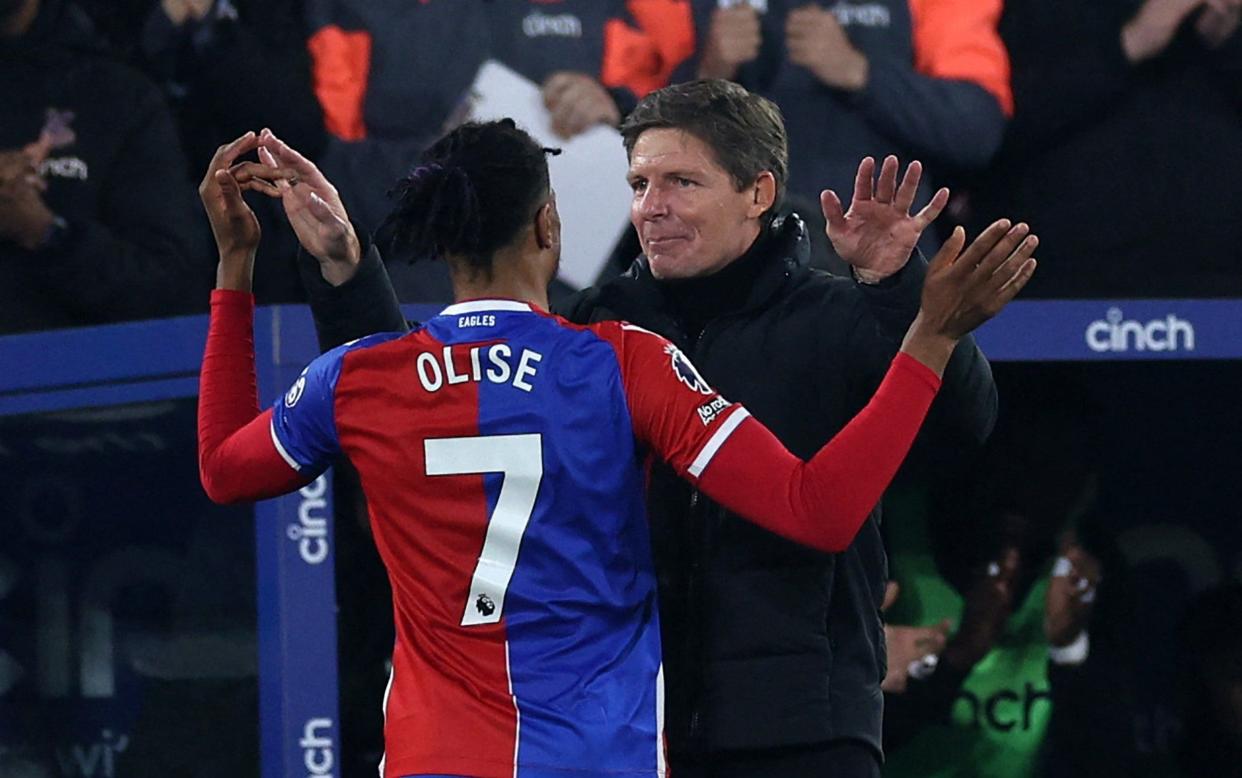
[821,155,949,284]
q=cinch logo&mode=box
[287,476,329,565]
[954,682,1050,732]
[1085,307,1195,353]
[299,718,335,777]
[41,156,89,181]
[523,11,582,37]
[832,2,891,27]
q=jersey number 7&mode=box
[424,434,544,626]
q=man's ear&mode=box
[748,171,777,219]
[535,196,560,251]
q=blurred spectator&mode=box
[678,0,1012,264]
[964,0,1242,298]
[882,386,1108,777]
[74,0,328,303]
[0,0,208,334]
[1178,584,1242,777]
[305,0,688,301]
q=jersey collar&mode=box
[440,299,535,316]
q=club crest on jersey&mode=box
[285,376,306,408]
[665,344,713,394]
[475,593,496,617]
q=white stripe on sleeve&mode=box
[687,407,751,478]
[269,419,302,472]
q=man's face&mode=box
[627,128,765,281]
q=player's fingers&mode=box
[229,161,297,183]
[978,224,1032,279]
[260,128,317,175]
[214,168,248,206]
[237,176,283,197]
[928,225,967,273]
[995,257,1037,303]
[307,190,343,224]
[256,145,298,194]
[995,233,1039,279]
[991,257,1037,312]
[914,187,950,230]
[874,155,899,203]
[954,219,1012,274]
[208,131,257,176]
[853,156,875,202]
[202,131,257,195]
[893,160,922,214]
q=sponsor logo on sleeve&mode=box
[696,396,732,426]
[285,376,306,408]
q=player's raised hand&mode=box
[899,219,1037,375]
[235,128,361,286]
[821,155,949,283]
[199,131,263,291]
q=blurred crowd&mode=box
[3,1,1239,776]
[2,0,1238,337]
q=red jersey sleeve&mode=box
[198,290,315,504]
[601,322,752,480]
[601,320,943,553]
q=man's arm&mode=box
[296,235,408,351]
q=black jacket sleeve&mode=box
[850,255,998,449]
[24,84,210,322]
[299,237,408,352]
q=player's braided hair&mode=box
[380,119,560,275]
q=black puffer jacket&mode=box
[561,215,997,759]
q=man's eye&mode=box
[630,180,647,193]
[675,177,695,188]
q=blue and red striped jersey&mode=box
[269,299,750,778]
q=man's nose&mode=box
[636,185,669,219]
